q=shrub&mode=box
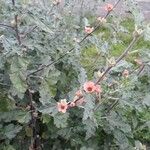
[0,0,149,149]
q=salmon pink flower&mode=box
[57,99,68,113]
[105,4,113,12]
[84,26,94,34]
[95,85,102,93]
[84,81,96,93]
[122,69,129,78]
[75,90,83,97]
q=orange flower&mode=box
[75,90,83,97]
[122,69,129,78]
[83,81,96,93]
[57,99,68,113]
[105,4,113,12]
[95,85,102,93]
[84,26,94,34]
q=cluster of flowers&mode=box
[57,81,102,113]
[84,4,113,34]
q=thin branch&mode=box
[0,82,10,87]
[12,0,21,45]
[14,15,21,45]
[95,36,139,84]
[28,90,40,150]
[21,26,37,39]
[106,99,119,114]
[0,23,14,30]
[116,37,138,63]
[12,0,15,5]
[27,0,121,77]
[137,64,145,76]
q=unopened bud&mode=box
[122,69,129,78]
[97,17,107,23]
[97,71,103,78]
[107,57,116,67]
[53,0,61,5]
[33,112,38,118]
[134,25,144,36]
[10,20,16,27]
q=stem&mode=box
[116,37,138,63]
[96,36,139,84]
[12,0,15,5]
[22,26,37,39]
[27,0,121,77]
[28,90,40,150]
[106,99,119,114]
[14,15,21,45]
[12,0,21,45]
[137,64,145,76]
[0,23,14,30]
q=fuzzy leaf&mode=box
[54,113,69,128]
[3,124,22,139]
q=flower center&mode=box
[61,105,65,109]
[87,87,92,91]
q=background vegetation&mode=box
[0,0,150,149]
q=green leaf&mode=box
[107,112,132,136]
[25,126,33,137]
[54,113,69,128]
[83,18,90,26]
[0,110,30,123]
[9,56,29,95]
[83,118,97,139]
[143,94,150,106]
[4,124,22,139]
[28,12,53,34]
[0,93,15,112]
[113,129,133,150]
[17,112,31,124]
[83,95,95,120]
[78,67,87,85]
[38,101,57,116]
[39,69,60,105]
[3,145,16,150]
[82,95,97,139]
[144,24,150,41]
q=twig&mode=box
[0,82,10,87]
[12,0,15,5]
[21,26,37,39]
[137,64,145,76]
[27,0,121,77]
[0,23,14,30]
[28,90,40,150]
[95,36,139,84]
[106,99,119,114]
[14,15,21,45]
[116,37,138,63]
[12,0,21,45]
